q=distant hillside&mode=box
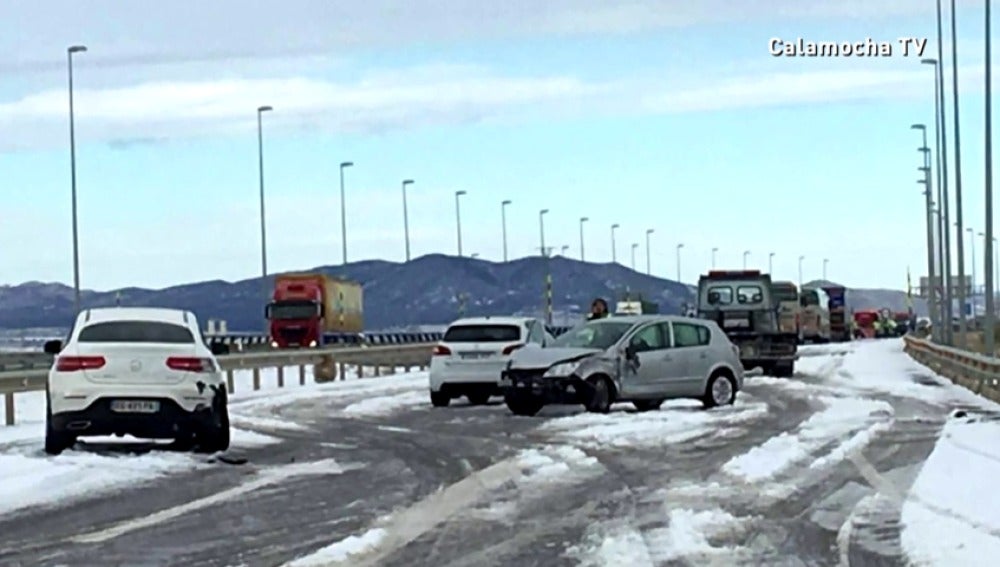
[0,258,921,331]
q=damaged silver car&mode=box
[499,314,744,416]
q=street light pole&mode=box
[611,223,620,263]
[798,255,805,288]
[968,226,977,315]
[985,0,996,353]
[402,180,414,261]
[539,209,549,257]
[580,217,589,261]
[823,258,829,280]
[256,105,273,309]
[915,124,939,338]
[932,0,954,342]
[768,252,775,274]
[645,229,654,274]
[924,57,951,344]
[501,200,511,262]
[339,161,353,264]
[631,243,639,271]
[712,247,718,268]
[455,190,467,256]
[742,250,750,269]
[676,243,684,281]
[68,45,87,314]
[950,0,969,344]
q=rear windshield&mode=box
[443,324,521,342]
[771,285,797,302]
[800,289,820,306]
[77,321,195,343]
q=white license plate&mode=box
[110,400,160,413]
[724,319,750,327]
[499,377,512,387]
[459,352,489,359]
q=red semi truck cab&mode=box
[265,274,364,348]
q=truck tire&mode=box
[505,393,543,416]
[633,399,664,412]
[773,361,795,378]
[44,394,75,456]
[430,391,450,407]
[466,392,490,406]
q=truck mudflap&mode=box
[499,370,593,405]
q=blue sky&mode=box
[0,0,997,292]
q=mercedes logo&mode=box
[130,359,142,372]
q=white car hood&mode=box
[509,347,602,369]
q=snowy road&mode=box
[1,339,998,566]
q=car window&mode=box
[527,321,543,344]
[443,324,521,342]
[673,322,710,347]
[628,323,668,353]
[736,285,764,304]
[77,321,196,343]
[706,286,733,305]
[550,321,634,349]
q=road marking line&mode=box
[69,458,355,544]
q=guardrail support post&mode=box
[4,394,13,426]
[226,370,235,394]
[299,365,306,386]
[277,366,285,388]
[338,362,346,381]
[252,368,261,391]
[356,364,363,378]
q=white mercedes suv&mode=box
[44,307,231,455]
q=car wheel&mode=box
[504,393,544,416]
[466,392,490,406]
[773,362,795,378]
[196,388,231,453]
[703,371,737,409]
[430,391,450,407]
[633,399,664,412]
[585,376,613,414]
[44,397,74,456]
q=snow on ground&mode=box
[901,415,1000,565]
[284,527,387,566]
[565,520,655,567]
[540,399,769,449]
[0,365,424,518]
[645,508,748,563]
[340,389,428,417]
[722,395,894,483]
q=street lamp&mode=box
[256,105,273,308]
[339,161,353,264]
[768,252,775,274]
[631,243,639,271]
[471,253,480,259]
[539,209,549,257]
[949,0,969,344]
[923,56,952,344]
[580,217,589,261]
[986,0,997,352]
[402,180,414,261]
[742,250,750,269]
[645,229,654,275]
[68,44,87,314]
[915,124,939,335]
[561,245,569,256]
[798,255,805,288]
[611,223,620,263]
[501,200,512,262]
[455,190,467,256]
[676,243,684,282]
[711,247,718,268]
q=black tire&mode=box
[505,393,544,416]
[430,390,450,407]
[466,392,490,405]
[196,389,231,453]
[773,362,795,378]
[633,399,664,412]
[585,376,613,414]
[44,392,74,456]
[703,371,737,409]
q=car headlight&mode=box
[544,361,580,378]
[308,340,318,347]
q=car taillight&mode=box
[166,357,215,372]
[502,343,525,355]
[55,355,106,372]
[432,345,451,356]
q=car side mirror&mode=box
[43,340,62,355]
[624,344,637,359]
[210,342,230,356]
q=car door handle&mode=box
[699,352,707,359]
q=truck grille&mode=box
[279,328,308,345]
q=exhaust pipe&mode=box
[66,421,91,430]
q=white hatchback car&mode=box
[43,307,231,455]
[429,316,553,407]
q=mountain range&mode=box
[0,255,925,331]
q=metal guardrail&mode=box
[0,343,436,427]
[903,335,1000,404]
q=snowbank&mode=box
[285,528,387,566]
[541,399,769,448]
[722,396,893,482]
[901,415,1000,565]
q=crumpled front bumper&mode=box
[499,369,592,404]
